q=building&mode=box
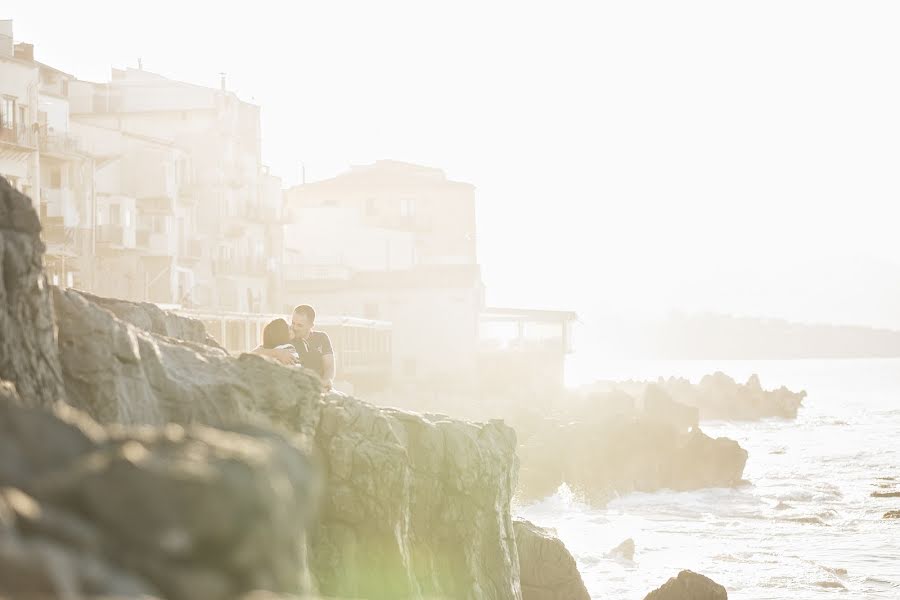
[68,67,282,312]
[0,20,39,203]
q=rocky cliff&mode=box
[1,176,529,599]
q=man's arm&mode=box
[320,332,336,390]
[250,345,299,365]
[321,353,336,390]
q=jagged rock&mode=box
[76,290,223,349]
[51,288,524,600]
[606,537,635,561]
[517,417,747,503]
[884,511,900,519]
[52,287,321,430]
[643,570,727,600]
[0,177,66,409]
[0,397,320,600]
[7,185,527,600]
[513,519,589,600]
[311,397,521,599]
[585,372,806,421]
[643,384,699,431]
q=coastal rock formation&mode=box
[0,177,66,409]
[0,396,320,600]
[52,287,523,599]
[311,396,520,599]
[1,180,528,600]
[606,538,635,561]
[584,372,806,422]
[884,511,900,519]
[74,290,222,349]
[513,519,589,600]
[643,570,728,600]
[517,416,747,503]
[658,372,805,420]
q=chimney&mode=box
[219,72,227,91]
[14,42,34,62]
[138,57,143,70]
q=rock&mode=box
[884,511,900,519]
[513,519,589,600]
[0,397,320,600]
[643,384,699,431]
[5,185,529,600]
[0,177,66,409]
[76,290,224,349]
[643,570,728,600]
[311,398,521,600]
[52,287,321,429]
[871,491,900,498]
[606,537,635,561]
[517,416,748,503]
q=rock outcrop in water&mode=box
[513,519,590,600]
[588,372,806,421]
[517,415,748,503]
[643,570,728,600]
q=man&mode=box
[253,304,335,390]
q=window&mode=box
[366,197,378,217]
[123,209,132,228]
[109,204,121,226]
[152,216,168,234]
[1,97,15,129]
[50,167,61,188]
[364,303,379,319]
[400,198,415,218]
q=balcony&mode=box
[0,124,36,159]
[244,203,283,224]
[136,229,177,257]
[282,263,353,282]
[39,132,84,158]
[179,238,204,263]
[96,224,136,251]
[212,256,268,277]
[41,189,79,226]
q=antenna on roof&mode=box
[218,72,227,91]
[137,57,143,70]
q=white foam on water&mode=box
[520,358,900,599]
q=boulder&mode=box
[606,537,635,561]
[0,177,66,409]
[883,511,900,519]
[0,396,320,600]
[513,519,589,600]
[517,416,747,503]
[643,570,727,600]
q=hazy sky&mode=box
[6,1,900,329]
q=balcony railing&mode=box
[282,263,354,282]
[179,238,204,261]
[213,256,268,277]
[0,124,36,149]
[39,132,84,156]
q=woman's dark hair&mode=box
[262,318,291,349]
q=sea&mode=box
[518,357,900,599]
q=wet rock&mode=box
[643,570,728,600]
[606,537,635,561]
[871,491,900,498]
[643,384,699,431]
[883,510,900,519]
[517,416,748,503]
[513,518,589,600]
[0,177,66,409]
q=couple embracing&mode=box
[254,304,335,391]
